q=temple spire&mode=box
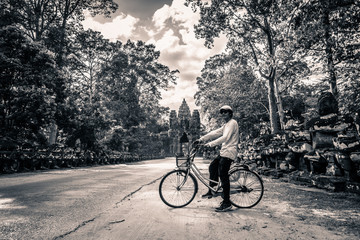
[178,99,191,131]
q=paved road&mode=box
[0,158,359,240]
[0,158,176,240]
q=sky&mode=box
[82,0,227,112]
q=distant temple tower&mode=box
[168,99,201,156]
[178,99,191,131]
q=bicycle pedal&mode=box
[213,192,223,197]
[201,192,214,198]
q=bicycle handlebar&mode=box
[188,142,205,159]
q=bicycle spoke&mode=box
[229,169,264,208]
[159,170,197,208]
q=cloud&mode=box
[160,81,199,111]
[82,0,227,112]
[152,4,172,29]
[147,1,227,111]
[153,29,180,50]
[82,11,139,42]
[112,0,172,20]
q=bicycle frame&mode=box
[189,162,221,192]
[176,145,243,193]
[160,144,264,208]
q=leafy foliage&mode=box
[185,0,316,133]
[291,0,360,97]
[1,0,359,157]
[1,1,177,155]
[186,0,359,135]
[195,52,268,136]
[0,25,59,147]
[99,40,177,130]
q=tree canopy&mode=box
[186,0,360,134]
[1,1,178,155]
[1,0,359,155]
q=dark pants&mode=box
[209,155,233,203]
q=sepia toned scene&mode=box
[1,0,360,239]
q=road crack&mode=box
[53,176,163,239]
[109,219,125,224]
[116,176,163,206]
[53,217,97,240]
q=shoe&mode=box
[201,190,214,199]
[215,201,232,212]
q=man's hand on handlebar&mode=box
[192,139,211,148]
[192,139,202,147]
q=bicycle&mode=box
[159,143,264,208]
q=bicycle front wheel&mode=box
[229,169,264,208]
[159,170,198,208]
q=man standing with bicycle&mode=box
[195,105,239,212]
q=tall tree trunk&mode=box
[268,77,280,134]
[264,17,281,134]
[48,120,58,145]
[274,77,285,130]
[50,13,68,145]
[323,3,338,98]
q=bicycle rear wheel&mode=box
[159,169,198,208]
[229,169,264,208]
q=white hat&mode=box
[220,105,233,112]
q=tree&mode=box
[0,1,23,27]
[195,52,268,136]
[0,25,60,147]
[338,74,360,114]
[5,0,58,41]
[51,0,117,67]
[95,40,178,153]
[45,0,118,144]
[186,0,315,133]
[63,29,117,150]
[99,40,178,129]
[4,0,119,145]
[292,0,360,98]
[4,0,117,65]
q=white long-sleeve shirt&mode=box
[200,119,239,160]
